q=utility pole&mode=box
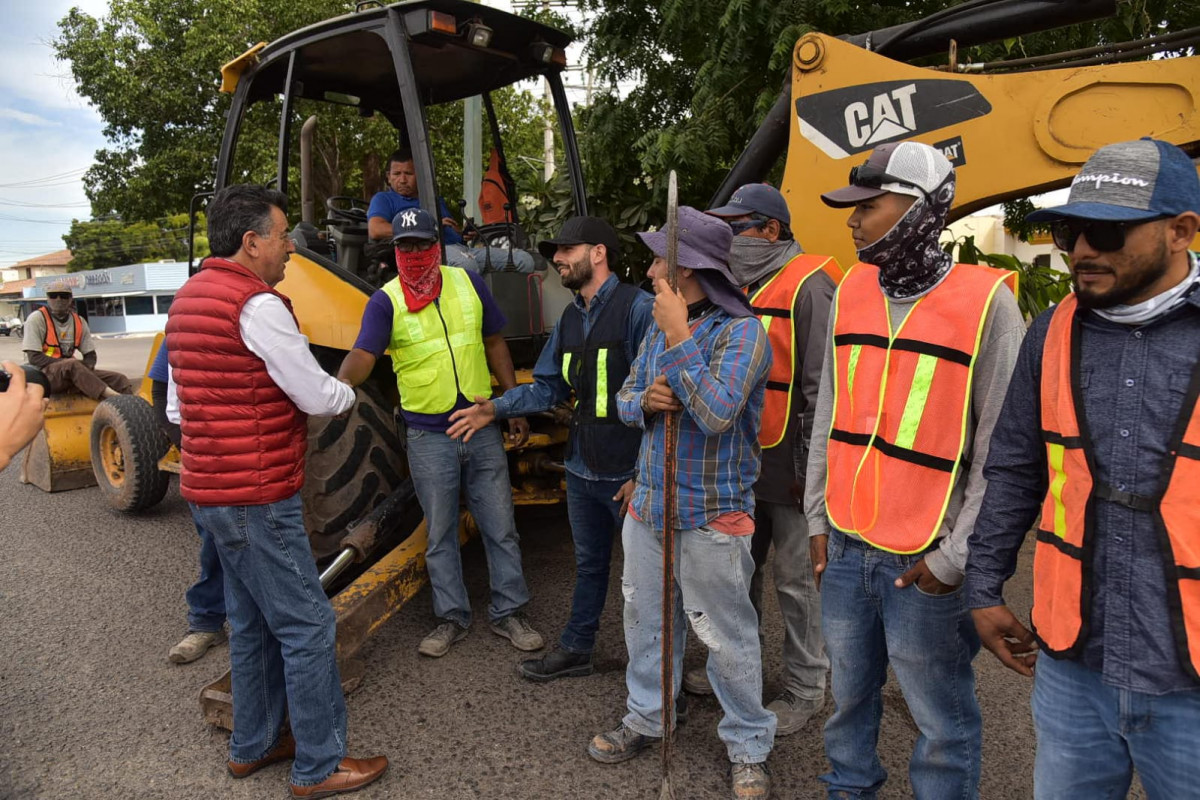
[543,0,555,182]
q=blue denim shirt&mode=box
[967,264,1200,694]
[491,274,654,481]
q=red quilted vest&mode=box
[165,257,308,506]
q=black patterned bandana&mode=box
[856,173,956,300]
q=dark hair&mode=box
[207,185,288,257]
[385,147,415,174]
[749,212,794,242]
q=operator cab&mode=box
[206,0,585,361]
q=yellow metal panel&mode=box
[219,43,266,94]
[275,252,371,351]
[784,34,1200,269]
[19,394,99,492]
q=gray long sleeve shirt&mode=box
[804,271,1026,586]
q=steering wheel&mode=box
[325,196,370,225]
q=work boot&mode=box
[418,621,468,658]
[290,755,388,798]
[228,729,296,778]
[519,646,593,682]
[587,724,657,764]
[766,689,825,736]
[490,612,544,651]
[682,666,713,695]
[731,761,771,799]
[168,629,227,664]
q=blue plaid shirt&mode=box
[616,307,770,531]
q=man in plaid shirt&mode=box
[586,207,776,799]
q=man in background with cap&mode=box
[338,207,544,659]
[697,183,837,736]
[22,282,132,399]
[587,207,775,799]
[967,139,1200,797]
[447,216,653,682]
[805,141,1024,798]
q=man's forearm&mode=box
[82,351,97,370]
[367,217,392,240]
[337,349,377,387]
[26,351,53,370]
[483,334,518,392]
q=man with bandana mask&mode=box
[338,207,544,659]
[966,138,1200,798]
[689,184,837,737]
[805,141,1025,798]
[22,282,132,399]
[446,216,653,682]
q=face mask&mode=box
[395,244,442,312]
[857,173,956,300]
[727,237,801,287]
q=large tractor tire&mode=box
[90,394,171,512]
[303,381,408,560]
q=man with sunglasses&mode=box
[22,282,133,400]
[966,138,1200,798]
[805,141,1025,798]
[694,184,837,737]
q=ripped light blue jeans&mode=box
[619,514,776,763]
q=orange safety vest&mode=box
[39,305,84,359]
[825,262,1017,553]
[1032,293,1200,679]
[749,253,843,448]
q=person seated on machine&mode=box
[366,147,535,274]
[22,282,132,400]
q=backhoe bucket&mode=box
[20,395,99,492]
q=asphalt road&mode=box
[0,341,1146,799]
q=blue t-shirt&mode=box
[353,268,506,431]
[148,340,170,382]
[367,191,464,246]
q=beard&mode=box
[557,251,593,291]
[1072,239,1171,310]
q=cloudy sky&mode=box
[0,1,112,269]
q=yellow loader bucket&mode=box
[20,394,100,492]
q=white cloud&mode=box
[0,109,62,127]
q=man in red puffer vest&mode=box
[165,185,387,799]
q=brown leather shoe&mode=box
[227,730,296,778]
[290,755,388,798]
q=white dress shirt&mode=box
[167,293,355,424]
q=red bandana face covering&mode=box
[395,245,443,312]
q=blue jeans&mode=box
[1032,655,1200,799]
[190,494,347,787]
[620,514,775,763]
[185,517,226,633]
[820,531,981,799]
[561,472,624,653]
[406,425,530,626]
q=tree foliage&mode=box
[64,213,209,272]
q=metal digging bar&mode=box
[659,170,680,800]
[199,479,479,731]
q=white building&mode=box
[26,261,188,335]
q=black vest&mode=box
[557,282,643,476]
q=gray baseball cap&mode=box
[1026,138,1200,223]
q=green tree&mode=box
[64,213,209,271]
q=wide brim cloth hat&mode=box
[637,206,754,318]
[1026,137,1200,223]
[537,216,622,263]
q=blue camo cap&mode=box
[391,207,439,241]
[1026,138,1200,223]
[706,183,791,226]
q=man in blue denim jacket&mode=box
[966,138,1200,798]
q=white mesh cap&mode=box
[880,142,953,200]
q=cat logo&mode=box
[845,84,918,148]
[399,209,419,228]
[796,79,992,159]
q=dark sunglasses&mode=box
[1050,216,1169,253]
[47,292,72,300]
[728,216,767,235]
[849,162,931,202]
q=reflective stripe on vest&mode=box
[824,262,1016,553]
[595,347,608,418]
[750,253,842,448]
[39,306,83,359]
[1032,294,1200,679]
[383,266,492,415]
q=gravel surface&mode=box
[0,343,1147,798]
